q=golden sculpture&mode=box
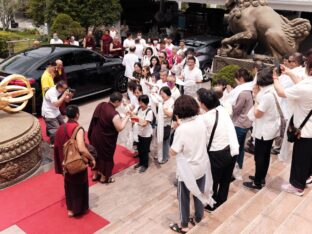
[0,74,34,113]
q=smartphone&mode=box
[274,60,282,76]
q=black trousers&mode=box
[254,138,274,186]
[138,136,152,168]
[209,146,236,207]
[290,138,312,190]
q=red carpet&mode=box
[17,202,109,234]
[0,119,137,233]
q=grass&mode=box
[0,30,48,54]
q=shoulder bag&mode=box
[287,110,312,143]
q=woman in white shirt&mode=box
[132,95,154,173]
[142,47,154,67]
[197,89,239,211]
[169,95,213,234]
[274,60,312,196]
[159,86,174,164]
[243,68,280,190]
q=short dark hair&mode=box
[185,48,195,56]
[235,68,253,82]
[126,32,131,38]
[256,67,274,87]
[145,47,153,55]
[129,46,136,52]
[159,51,167,58]
[138,95,149,105]
[152,72,160,80]
[173,95,199,119]
[213,87,224,99]
[187,56,196,63]
[110,92,123,103]
[197,89,220,110]
[216,78,228,89]
[56,80,67,89]
[128,80,137,92]
[66,105,79,119]
[135,84,143,93]
[134,62,142,70]
[150,56,160,67]
[291,52,305,66]
[160,86,171,97]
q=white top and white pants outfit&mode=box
[182,66,203,96]
[122,53,139,79]
[285,77,312,190]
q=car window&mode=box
[0,53,39,74]
[37,52,77,70]
[75,51,104,65]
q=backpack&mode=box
[138,107,156,127]
[63,125,88,175]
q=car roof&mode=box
[185,35,221,43]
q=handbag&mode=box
[287,110,312,143]
[207,110,219,152]
[272,93,286,138]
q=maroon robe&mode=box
[110,41,123,57]
[85,36,96,50]
[101,35,112,55]
[54,121,89,215]
[88,102,119,182]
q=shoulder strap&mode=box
[71,125,83,140]
[272,93,285,120]
[299,110,312,130]
[207,110,219,152]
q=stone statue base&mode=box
[212,55,273,74]
[0,111,42,189]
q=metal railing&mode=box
[7,39,36,56]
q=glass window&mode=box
[0,53,38,74]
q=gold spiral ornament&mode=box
[0,74,34,113]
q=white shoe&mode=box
[282,183,304,196]
[233,164,243,180]
[306,176,312,185]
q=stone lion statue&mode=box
[219,0,311,61]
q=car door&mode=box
[74,50,112,97]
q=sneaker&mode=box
[248,175,266,185]
[134,164,141,169]
[306,176,312,185]
[243,181,262,190]
[233,164,243,180]
[282,184,304,196]
[139,166,147,173]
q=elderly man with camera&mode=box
[42,80,74,147]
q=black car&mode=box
[184,35,221,80]
[0,45,127,114]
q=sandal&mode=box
[92,174,100,181]
[169,223,188,234]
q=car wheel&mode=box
[201,63,212,82]
[114,72,128,93]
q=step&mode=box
[212,162,289,234]
[241,185,312,233]
[188,155,286,234]
[275,186,312,234]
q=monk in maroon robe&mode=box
[101,30,112,55]
[83,31,96,50]
[54,105,95,217]
[110,37,123,57]
[88,92,130,183]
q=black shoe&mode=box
[248,175,265,185]
[243,181,262,190]
[204,204,216,213]
[134,163,141,169]
[271,148,280,155]
[245,146,254,154]
[139,166,147,173]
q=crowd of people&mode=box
[41,27,312,233]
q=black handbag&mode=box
[287,110,312,143]
[207,110,219,152]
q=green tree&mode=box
[27,0,121,31]
[50,13,84,40]
[0,0,18,30]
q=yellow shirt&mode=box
[41,70,54,97]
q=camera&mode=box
[274,60,282,76]
[68,88,76,93]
